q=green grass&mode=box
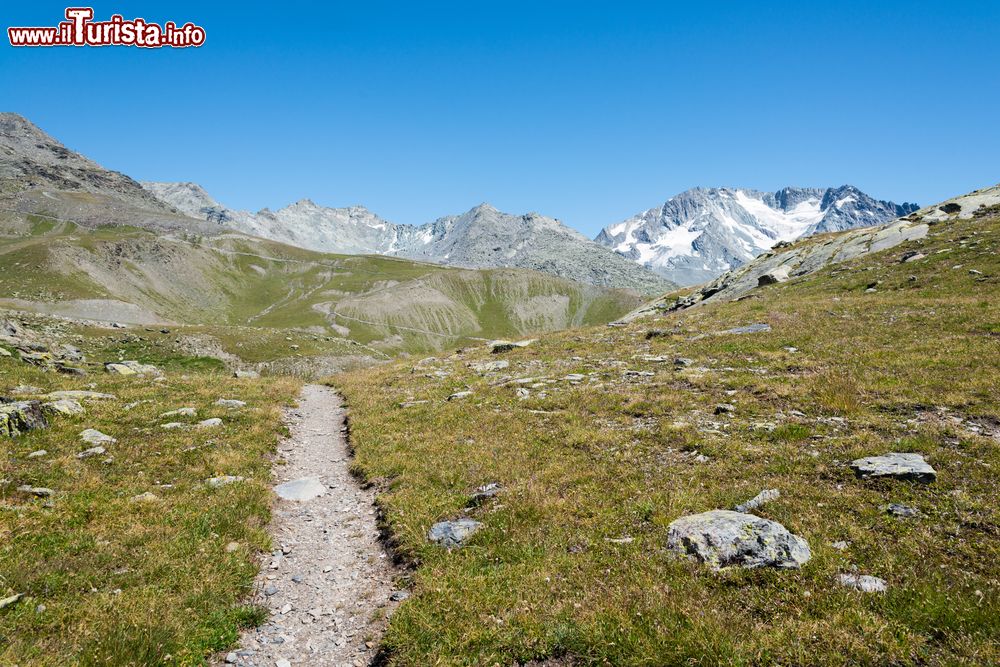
[336,211,1000,665]
[0,347,301,665]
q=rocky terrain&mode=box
[596,186,919,285]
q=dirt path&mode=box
[221,384,400,667]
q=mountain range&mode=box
[595,186,919,285]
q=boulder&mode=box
[666,509,811,570]
[447,391,473,401]
[850,452,936,483]
[428,519,483,548]
[757,266,791,286]
[0,401,48,438]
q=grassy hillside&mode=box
[0,210,643,359]
[336,207,1000,664]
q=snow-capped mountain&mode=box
[595,186,918,285]
[143,183,673,294]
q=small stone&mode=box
[447,391,473,401]
[291,574,303,584]
[234,369,260,379]
[77,446,106,459]
[884,503,920,518]
[17,485,53,497]
[79,429,115,445]
[160,407,197,418]
[830,541,849,551]
[850,452,936,483]
[225,541,240,552]
[673,357,694,367]
[215,399,246,409]
[196,418,223,429]
[264,584,279,596]
[224,652,238,664]
[428,518,483,548]
[130,491,160,503]
[390,590,410,602]
[206,475,244,488]
[469,360,509,373]
[837,573,887,593]
[468,482,501,506]
[27,449,47,459]
[161,422,186,430]
[714,403,735,415]
[276,660,291,667]
[734,488,780,513]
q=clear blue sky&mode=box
[2,1,998,236]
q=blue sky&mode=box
[2,1,998,236]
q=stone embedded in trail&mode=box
[428,518,484,548]
[42,399,85,416]
[666,510,811,570]
[80,428,116,445]
[215,399,247,409]
[274,477,327,501]
[734,488,780,513]
[1,401,48,437]
[837,573,887,593]
[850,452,936,482]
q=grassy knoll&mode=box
[337,211,1000,665]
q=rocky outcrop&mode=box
[0,401,48,437]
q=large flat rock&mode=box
[666,509,811,570]
[274,476,327,501]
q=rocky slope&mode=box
[619,184,1000,321]
[143,183,674,295]
[596,186,918,285]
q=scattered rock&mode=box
[161,422,186,430]
[390,590,410,602]
[80,429,116,445]
[468,482,501,506]
[160,407,197,418]
[900,251,926,263]
[734,488,780,513]
[884,503,920,518]
[447,391,473,401]
[234,369,260,379]
[105,360,160,376]
[130,491,161,503]
[274,477,326,501]
[666,510,810,570]
[721,323,772,335]
[830,540,849,551]
[837,573,887,593]
[489,339,535,354]
[215,399,246,409]
[44,390,115,401]
[264,584,279,597]
[196,418,223,428]
[27,449,47,459]
[41,399,85,416]
[77,446,106,459]
[714,403,735,415]
[674,357,694,367]
[206,475,244,488]
[0,593,23,610]
[0,401,48,437]
[0,347,11,357]
[469,360,509,373]
[17,485,53,497]
[11,385,43,395]
[428,519,483,548]
[850,452,936,483]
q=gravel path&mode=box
[221,384,400,667]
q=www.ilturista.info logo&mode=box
[8,7,205,48]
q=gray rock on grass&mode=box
[1,401,48,437]
[80,429,116,445]
[428,519,483,548]
[837,573,887,593]
[850,452,936,482]
[666,509,810,569]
